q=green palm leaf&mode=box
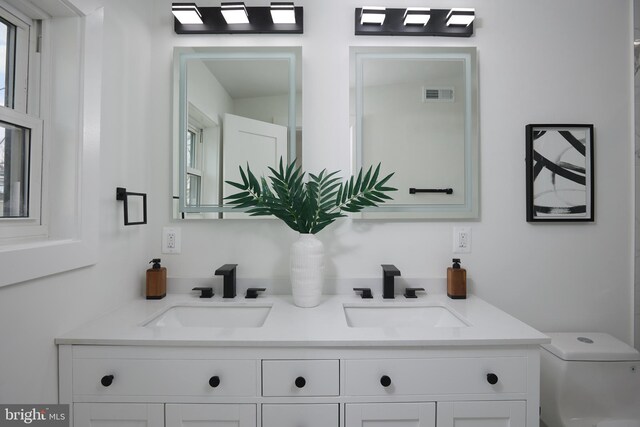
[225,157,396,234]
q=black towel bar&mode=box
[409,188,453,195]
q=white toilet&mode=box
[540,332,640,427]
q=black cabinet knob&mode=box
[209,376,221,388]
[380,375,392,387]
[487,373,499,385]
[100,375,114,387]
[295,376,306,388]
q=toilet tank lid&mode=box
[542,333,640,361]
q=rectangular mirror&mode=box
[172,47,302,219]
[350,47,478,219]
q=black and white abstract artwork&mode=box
[525,124,594,222]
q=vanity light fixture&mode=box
[221,2,249,24]
[355,7,474,37]
[403,7,430,26]
[446,8,475,26]
[270,2,296,24]
[172,3,203,24]
[172,2,303,34]
[361,7,386,25]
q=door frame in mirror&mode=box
[351,46,479,219]
[173,47,301,217]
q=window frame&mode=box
[0,109,43,234]
[0,3,45,240]
[0,0,102,287]
[0,3,30,114]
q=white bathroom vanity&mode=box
[56,293,549,426]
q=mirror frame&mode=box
[173,47,300,216]
[351,46,479,219]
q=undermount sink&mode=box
[343,304,469,328]
[144,304,272,328]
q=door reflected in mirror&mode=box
[350,47,478,219]
[173,47,302,219]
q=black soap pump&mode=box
[146,258,167,299]
[447,258,467,299]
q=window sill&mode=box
[0,237,97,287]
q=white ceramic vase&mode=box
[290,233,324,308]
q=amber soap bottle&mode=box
[146,258,166,299]
[447,258,467,299]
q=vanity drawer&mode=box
[262,404,339,427]
[262,359,339,397]
[344,357,527,396]
[73,358,257,399]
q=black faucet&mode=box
[215,264,238,298]
[381,264,401,299]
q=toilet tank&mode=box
[540,333,640,427]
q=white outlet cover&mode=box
[453,226,471,254]
[162,227,181,254]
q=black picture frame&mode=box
[525,124,594,222]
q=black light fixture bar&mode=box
[355,8,473,37]
[173,4,303,34]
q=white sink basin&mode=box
[343,304,469,328]
[144,304,272,328]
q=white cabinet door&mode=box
[74,403,164,427]
[437,401,526,427]
[166,404,256,427]
[345,402,436,427]
[263,404,338,427]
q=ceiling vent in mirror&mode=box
[423,87,454,102]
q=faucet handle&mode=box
[404,287,425,298]
[245,288,266,299]
[192,287,214,298]
[353,288,373,299]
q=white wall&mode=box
[153,0,634,343]
[0,0,154,402]
[0,0,634,404]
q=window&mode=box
[0,0,101,287]
[0,16,15,107]
[186,125,203,206]
[1,118,35,217]
[0,3,44,236]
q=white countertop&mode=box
[55,293,549,347]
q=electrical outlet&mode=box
[162,227,181,254]
[453,227,471,253]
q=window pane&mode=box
[187,129,197,169]
[0,121,30,217]
[186,173,200,207]
[0,17,16,108]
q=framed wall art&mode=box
[525,124,594,222]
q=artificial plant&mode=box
[225,158,396,234]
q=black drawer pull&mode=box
[487,373,499,385]
[209,376,221,388]
[101,375,114,387]
[295,376,306,388]
[380,375,391,387]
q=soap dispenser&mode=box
[146,258,166,299]
[447,258,466,299]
